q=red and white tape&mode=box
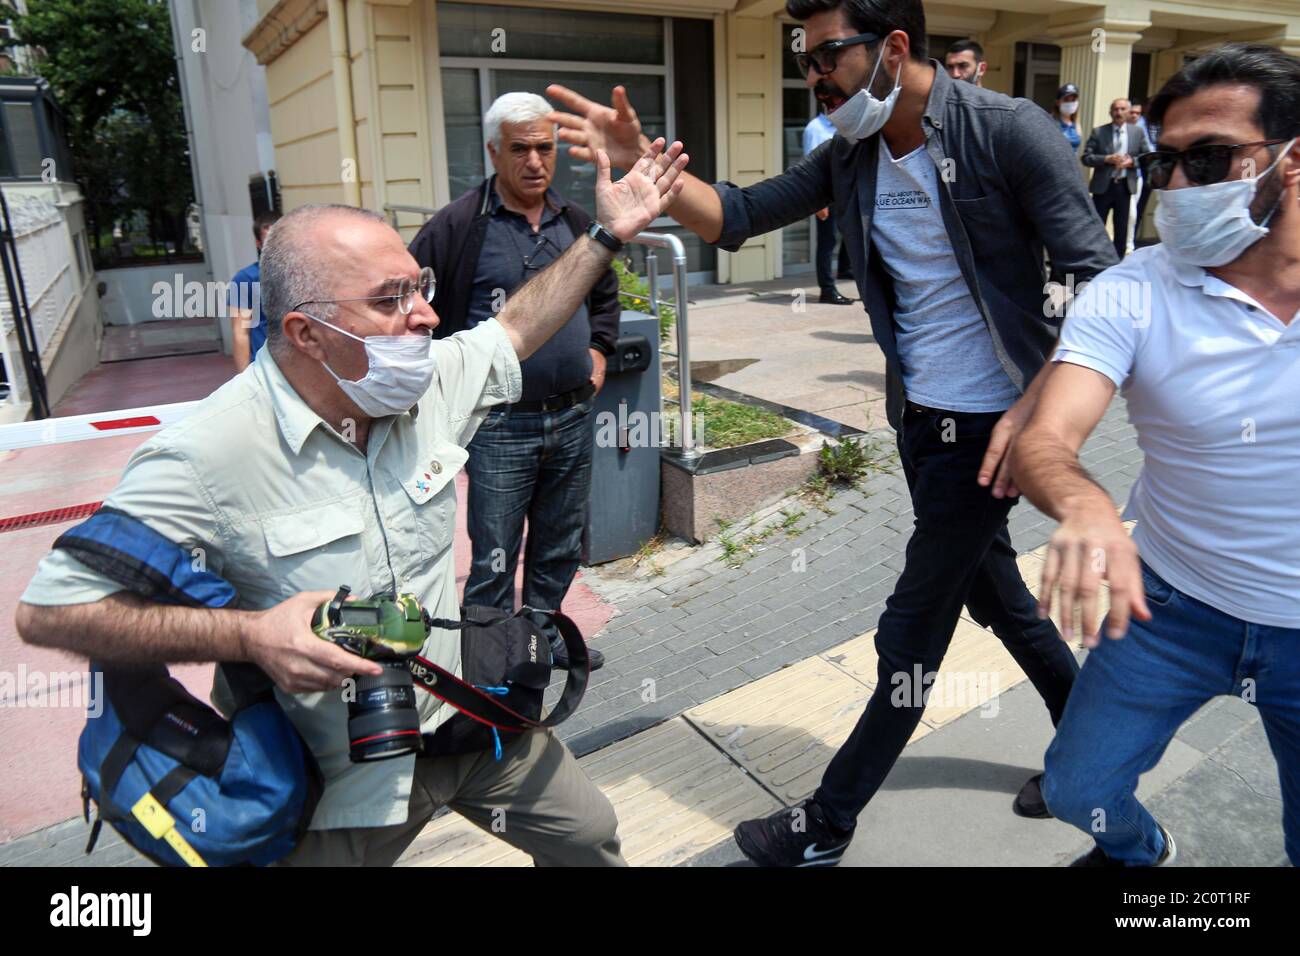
[0,401,199,451]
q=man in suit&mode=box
[1083,98,1152,259]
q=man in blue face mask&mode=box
[1011,43,1300,867]
[547,0,1119,867]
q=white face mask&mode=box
[827,44,902,141]
[305,313,436,417]
[1060,101,1079,117]
[1154,139,1295,268]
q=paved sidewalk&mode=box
[556,399,1141,758]
[402,480,1287,867]
[7,285,1283,868]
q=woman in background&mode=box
[1054,83,1082,151]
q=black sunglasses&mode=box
[794,32,880,78]
[1138,139,1287,189]
[521,233,562,273]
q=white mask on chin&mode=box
[1154,138,1295,268]
[827,44,902,141]
[305,312,437,417]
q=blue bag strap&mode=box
[52,506,237,609]
[54,507,273,709]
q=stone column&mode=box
[1049,8,1151,133]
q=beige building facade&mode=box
[243,0,1300,284]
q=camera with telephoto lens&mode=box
[311,585,430,763]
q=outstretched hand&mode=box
[595,137,688,243]
[548,83,649,171]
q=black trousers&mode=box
[1092,179,1132,260]
[813,405,1081,831]
[815,211,852,292]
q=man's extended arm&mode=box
[546,84,831,247]
[1010,361,1149,644]
[496,139,687,359]
[14,440,383,693]
[16,589,382,693]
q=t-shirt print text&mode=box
[876,189,930,210]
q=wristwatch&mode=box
[586,220,625,254]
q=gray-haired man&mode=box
[410,92,619,672]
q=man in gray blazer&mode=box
[1083,97,1152,259]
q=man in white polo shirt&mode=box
[1010,43,1300,866]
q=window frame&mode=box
[438,22,676,227]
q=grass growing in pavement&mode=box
[818,435,875,483]
[802,435,896,512]
[714,506,808,568]
[632,531,669,578]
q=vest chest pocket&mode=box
[261,503,367,599]
[398,452,462,561]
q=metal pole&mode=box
[0,188,50,418]
[646,252,659,317]
[670,241,696,459]
[631,231,696,460]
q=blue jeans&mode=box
[1043,561,1300,865]
[463,399,594,645]
[813,405,1079,830]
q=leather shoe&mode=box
[819,289,854,305]
[1012,772,1053,819]
[551,641,605,672]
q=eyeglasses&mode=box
[292,266,435,316]
[794,32,880,78]
[1138,140,1287,189]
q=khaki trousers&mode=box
[279,728,625,867]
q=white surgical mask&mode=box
[827,45,902,141]
[305,313,436,417]
[1060,101,1079,117]
[1155,139,1295,268]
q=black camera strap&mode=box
[409,607,589,733]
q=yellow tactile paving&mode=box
[685,656,934,804]
[922,616,1025,727]
[397,717,781,867]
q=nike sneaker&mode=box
[734,799,855,867]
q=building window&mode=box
[0,81,74,182]
[0,100,43,178]
[438,3,716,278]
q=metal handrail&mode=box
[384,203,438,228]
[380,205,696,458]
[628,231,695,459]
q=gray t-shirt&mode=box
[871,142,1019,413]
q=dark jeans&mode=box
[463,398,594,645]
[813,405,1080,831]
[1093,179,1132,260]
[815,211,852,291]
